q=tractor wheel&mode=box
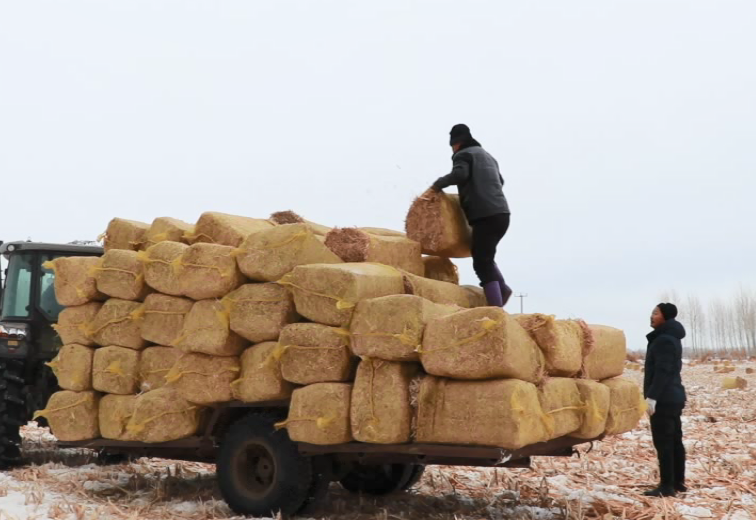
[401,464,426,490]
[339,463,417,496]
[0,359,27,468]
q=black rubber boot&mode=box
[643,486,676,497]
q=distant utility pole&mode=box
[515,293,528,314]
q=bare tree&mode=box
[685,294,705,355]
[708,298,728,351]
[734,285,756,356]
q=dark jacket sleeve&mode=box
[646,338,676,400]
[432,154,472,191]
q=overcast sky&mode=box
[1,0,754,347]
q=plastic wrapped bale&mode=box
[47,344,95,391]
[422,256,459,284]
[581,324,627,380]
[278,383,353,445]
[350,295,457,362]
[351,359,417,444]
[269,210,332,236]
[176,300,248,357]
[573,379,610,439]
[602,378,644,435]
[94,249,152,301]
[140,241,188,296]
[420,307,544,382]
[231,342,296,402]
[461,285,488,308]
[103,218,150,252]
[90,299,147,350]
[177,243,245,300]
[402,271,472,307]
[325,228,424,276]
[93,346,141,395]
[415,377,548,449]
[139,346,182,392]
[34,391,99,441]
[405,192,471,258]
[44,257,105,307]
[141,217,194,249]
[514,314,583,377]
[99,394,138,440]
[54,302,101,346]
[224,283,299,343]
[236,223,342,282]
[280,263,405,327]
[187,211,274,247]
[125,388,202,443]
[537,378,583,440]
[141,294,193,347]
[279,323,354,384]
[165,352,240,405]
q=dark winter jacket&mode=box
[644,319,687,406]
[432,145,510,223]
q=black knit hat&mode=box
[449,124,473,146]
[657,303,678,321]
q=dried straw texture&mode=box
[103,218,150,251]
[358,227,407,238]
[402,271,472,307]
[722,376,748,390]
[236,223,342,282]
[94,249,151,301]
[54,302,101,346]
[281,383,353,445]
[350,294,457,362]
[514,314,583,377]
[231,342,296,403]
[582,324,627,380]
[90,299,146,350]
[405,192,472,257]
[93,346,141,395]
[325,228,424,276]
[139,346,182,392]
[602,377,644,435]
[225,283,298,343]
[99,394,138,440]
[572,379,610,439]
[45,256,104,307]
[35,391,100,442]
[176,300,248,357]
[177,243,244,300]
[140,294,193,347]
[140,217,194,249]
[165,352,240,405]
[461,285,488,308]
[126,387,202,443]
[415,377,548,449]
[47,344,94,392]
[140,241,188,296]
[279,263,405,327]
[188,211,273,247]
[420,307,544,382]
[537,378,583,440]
[422,256,459,284]
[268,210,332,236]
[279,323,354,384]
[351,359,417,444]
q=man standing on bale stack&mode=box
[429,124,512,307]
[644,302,687,497]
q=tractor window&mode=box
[38,259,64,321]
[0,253,33,319]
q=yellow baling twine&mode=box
[415,317,501,354]
[126,406,198,435]
[34,397,88,420]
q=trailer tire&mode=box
[339,463,416,496]
[217,412,314,517]
[401,464,426,490]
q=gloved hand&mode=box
[646,398,657,416]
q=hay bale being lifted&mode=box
[402,271,471,307]
[225,284,299,343]
[232,342,296,403]
[581,324,627,381]
[269,211,332,236]
[44,257,105,307]
[99,394,138,441]
[405,192,471,257]
[141,217,194,249]
[350,294,457,362]
[126,388,202,443]
[176,300,248,357]
[420,307,544,382]
[279,383,353,445]
[325,228,424,276]
[359,228,406,238]
[47,344,95,392]
[34,391,100,442]
[602,377,644,435]
[422,256,459,284]
[140,294,193,347]
[236,224,342,283]
[139,346,182,392]
[90,299,146,350]
[54,302,102,346]
[94,249,151,301]
[514,314,583,377]
[537,378,583,440]
[140,241,188,296]
[187,211,273,247]
[279,263,405,327]
[572,379,610,439]
[93,346,141,395]
[177,243,245,300]
[165,352,240,405]
[103,218,150,252]
[279,323,354,384]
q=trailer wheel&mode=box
[217,412,314,517]
[339,463,416,495]
[401,464,426,490]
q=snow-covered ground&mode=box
[1,363,754,520]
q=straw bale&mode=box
[461,285,488,308]
[176,300,248,356]
[94,249,151,301]
[280,263,405,327]
[231,342,296,403]
[350,294,457,362]
[722,376,747,390]
[269,211,332,236]
[325,228,424,275]
[140,294,193,347]
[405,192,471,257]
[236,223,342,282]
[581,324,627,380]
[359,228,407,238]
[602,377,644,435]
[165,352,240,404]
[141,217,194,249]
[716,366,736,374]
[280,383,353,445]
[140,241,188,296]
[99,394,138,440]
[47,344,94,392]
[103,218,149,252]
[746,367,754,374]
[415,377,548,449]
[90,299,146,350]
[422,256,459,284]
[537,378,583,439]
[351,359,417,444]
[54,302,101,346]
[402,271,471,307]
[572,379,610,439]
[188,211,273,247]
[515,314,583,377]
[139,346,182,392]
[177,243,245,300]
[279,323,355,384]
[93,346,141,395]
[126,387,202,443]
[35,391,99,442]
[225,283,298,343]
[420,307,544,382]
[45,256,105,307]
